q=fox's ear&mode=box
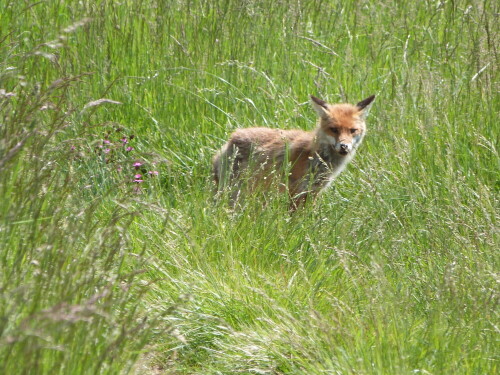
[356,95,375,118]
[310,95,330,118]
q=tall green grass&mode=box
[0,0,498,374]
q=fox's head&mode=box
[311,95,375,156]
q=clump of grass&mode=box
[0,22,176,375]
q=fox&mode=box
[212,94,375,210]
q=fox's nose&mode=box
[339,143,349,154]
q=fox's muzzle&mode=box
[339,143,350,155]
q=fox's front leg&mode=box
[289,191,309,212]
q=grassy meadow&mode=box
[0,0,498,374]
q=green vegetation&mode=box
[0,0,498,373]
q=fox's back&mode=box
[226,127,312,161]
[230,127,311,148]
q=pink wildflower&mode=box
[103,140,111,144]
[133,162,142,168]
[148,171,159,176]
[126,146,133,152]
[104,148,111,154]
[121,138,128,144]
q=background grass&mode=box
[0,0,498,374]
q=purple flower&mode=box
[134,174,142,179]
[148,171,159,176]
[103,148,111,154]
[70,145,76,151]
[126,146,133,152]
[133,162,142,168]
[121,137,128,144]
[103,140,111,144]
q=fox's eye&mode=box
[350,128,358,134]
[330,128,339,134]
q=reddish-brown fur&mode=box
[213,95,375,210]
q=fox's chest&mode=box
[307,147,352,188]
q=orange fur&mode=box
[213,95,375,209]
